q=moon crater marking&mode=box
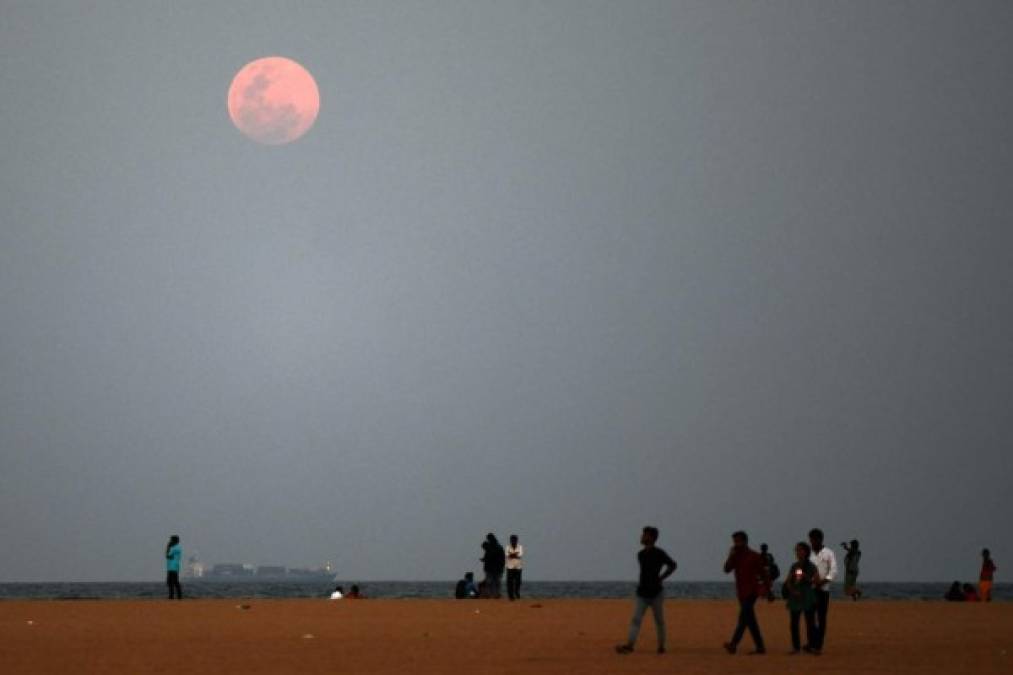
[228,57,319,145]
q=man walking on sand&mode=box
[615,526,677,655]
[808,528,837,653]
[723,531,767,655]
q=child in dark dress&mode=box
[785,542,820,654]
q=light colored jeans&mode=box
[627,591,665,649]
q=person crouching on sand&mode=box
[615,526,677,655]
[330,585,344,600]
[165,535,182,600]
[785,542,820,655]
[723,530,768,655]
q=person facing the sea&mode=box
[329,585,344,600]
[348,585,363,599]
[480,533,506,599]
[785,542,820,655]
[843,540,862,601]
[165,535,182,600]
[455,572,478,599]
[808,528,837,652]
[506,534,524,601]
[615,526,677,655]
[723,530,767,655]
[979,549,997,602]
[963,583,981,602]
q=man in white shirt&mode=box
[506,534,524,601]
[807,528,837,653]
[329,585,344,600]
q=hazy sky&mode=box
[1,1,1010,583]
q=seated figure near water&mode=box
[455,572,478,599]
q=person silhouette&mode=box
[807,528,837,652]
[506,534,524,601]
[615,526,677,655]
[979,549,997,602]
[723,531,767,655]
[842,540,862,600]
[480,534,506,599]
[165,535,182,600]
[785,542,820,654]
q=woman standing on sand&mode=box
[166,535,182,600]
[785,542,820,655]
[843,540,861,600]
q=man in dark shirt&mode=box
[723,530,768,655]
[615,526,677,655]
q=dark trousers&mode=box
[790,608,817,651]
[485,571,503,598]
[730,594,764,649]
[813,589,830,649]
[166,571,182,599]
[506,569,522,600]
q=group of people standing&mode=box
[616,526,846,657]
[456,533,524,600]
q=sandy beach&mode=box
[1,598,1010,674]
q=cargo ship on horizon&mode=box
[184,556,335,581]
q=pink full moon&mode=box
[227,56,320,145]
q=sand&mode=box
[1,598,1010,674]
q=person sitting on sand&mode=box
[455,572,478,599]
[329,585,344,600]
[723,530,768,655]
[843,540,862,601]
[348,585,363,599]
[615,526,677,655]
[962,583,980,602]
[979,549,997,602]
[785,542,820,655]
[945,581,964,601]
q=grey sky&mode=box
[1,1,1010,582]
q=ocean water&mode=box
[0,581,1008,601]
